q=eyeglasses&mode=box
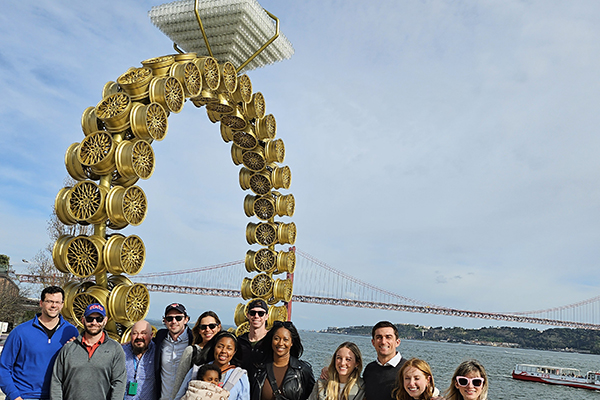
[85,316,105,323]
[43,300,63,306]
[248,310,266,317]
[456,376,484,388]
[165,315,185,322]
[200,323,219,330]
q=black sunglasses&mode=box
[165,315,185,322]
[248,310,266,317]
[273,320,293,328]
[200,323,219,330]
[85,315,104,323]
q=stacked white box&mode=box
[149,0,294,72]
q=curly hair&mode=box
[261,320,304,359]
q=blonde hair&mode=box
[393,358,435,400]
[444,360,488,400]
[325,342,363,400]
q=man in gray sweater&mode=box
[50,303,127,400]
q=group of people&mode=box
[0,286,488,400]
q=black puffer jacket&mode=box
[251,356,315,400]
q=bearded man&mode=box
[50,303,127,400]
[122,320,156,400]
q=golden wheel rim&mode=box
[272,166,291,190]
[221,108,247,130]
[130,102,169,142]
[184,62,202,96]
[95,92,132,133]
[265,139,285,164]
[249,172,272,195]
[250,274,274,297]
[55,188,77,225]
[65,143,88,181]
[255,223,277,246]
[255,248,277,273]
[275,193,295,217]
[117,67,153,101]
[235,321,250,336]
[232,74,252,104]
[276,249,296,274]
[267,305,288,328]
[52,235,73,273]
[256,114,277,141]
[244,92,265,119]
[68,181,107,224]
[65,235,106,278]
[115,139,155,180]
[220,62,238,94]
[78,131,116,176]
[121,235,145,275]
[142,55,175,77]
[233,130,258,150]
[106,186,147,227]
[241,277,253,300]
[253,197,275,221]
[206,93,235,114]
[195,57,220,90]
[234,303,247,326]
[108,283,150,325]
[274,278,293,302]
[107,274,133,290]
[277,222,297,245]
[164,76,185,113]
[242,150,266,172]
[81,106,103,136]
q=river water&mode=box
[300,331,600,400]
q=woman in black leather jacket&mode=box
[250,321,315,400]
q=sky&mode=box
[2,0,600,331]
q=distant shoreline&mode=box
[318,324,600,355]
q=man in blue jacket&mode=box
[0,286,78,400]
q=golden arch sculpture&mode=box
[52,53,295,341]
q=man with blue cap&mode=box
[50,303,127,400]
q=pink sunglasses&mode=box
[456,376,484,388]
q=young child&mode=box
[197,364,222,385]
[393,358,441,400]
[180,364,230,400]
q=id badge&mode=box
[127,381,138,395]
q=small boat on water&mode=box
[512,364,600,391]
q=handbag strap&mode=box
[266,363,285,399]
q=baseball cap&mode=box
[84,303,106,317]
[164,303,187,316]
[248,299,268,312]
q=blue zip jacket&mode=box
[0,314,78,400]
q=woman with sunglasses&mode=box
[173,311,223,399]
[308,342,365,400]
[251,320,315,400]
[444,360,488,400]
[175,331,250,400]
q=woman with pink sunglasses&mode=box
[443,360,488,400]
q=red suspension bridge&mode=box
[17,248,600,330]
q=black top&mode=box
[362,356,406,400]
